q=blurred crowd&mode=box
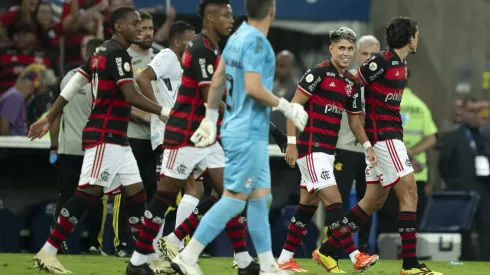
[0,0,176,133]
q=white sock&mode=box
[257,251,279,272]
[179,238,205,265]
[176,195,200,227]
[148,253,159,262]
[167,232,181,246]
[277,249,294,264]
[349,250,360,264]
[152,219,166,255]
[41,242,58,255]
[234,251,253,269]
[175,195,200,249]
[130,251,148,266]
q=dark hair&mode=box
[385,16,418,49]
[110,7,137,31]
[169,21,195,42]
[139,11,153,21]
[86,38,104,58]
[33,1,54,48]
[246,0,274,20]
[329,27,356,44]
[198,0,230,18]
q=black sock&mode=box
[135,191,177,255]
[319,202,344,256]
[48,191,98,249]
[398,211,419,269]
[125,190,147,239]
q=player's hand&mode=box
[191,118,217,147]
[411,157,424,173]
[366,147,378,168]
[285,144,298,168]
[274,98,308,132]
[28,117,51,141]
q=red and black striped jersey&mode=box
[357,47,407,143]
[296,61,362,157]
[78,38,134,149]
[163,33,221,149]
[0,47,51,93]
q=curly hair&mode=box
[198,0,230,19]
[385,16,418,49]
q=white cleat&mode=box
[33,251,72,274]
[148,258,175,274]
[156,236,180,260]
[171,255,203,275]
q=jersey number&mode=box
[225,74,233,111]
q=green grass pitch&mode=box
[1,254,490,274]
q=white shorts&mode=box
[297,152,337,193]
[79,143,141,195]
[161,143,224,180]
[365,139,414,188]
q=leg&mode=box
[86,194,105,253]
[175,177,202,238]
[53,155,83,223]
[129,138,158,200]
[278,188,318,272]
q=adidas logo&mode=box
[329,82,335,87]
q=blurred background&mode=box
[0,0,489,264]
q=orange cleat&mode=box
[277,258,309,273]
[353,252,379,272]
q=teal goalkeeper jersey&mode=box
[220,22,276,141]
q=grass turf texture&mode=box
[1,254,490,274]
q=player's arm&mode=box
[284,89,309,167]
[346,85,377,166]
[137,50,178,103]
[269,121,287,152]
[356,54,387,87]
[109,50,170,118]
[136,67,158,103]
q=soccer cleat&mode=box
[259,266,292,274]
[148,258,175,274]
[115,243,131,258]
[238,260,260,275]
[312,248,346,273]
[33,251,72,274]
[353,252,379,272]
[125,263,156,275]
[171,255,203,275]
[156,236,179,260]
[278,258,309,272]
[400,263,443,275]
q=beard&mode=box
[137,39,153,50]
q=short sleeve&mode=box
[190,46,217,87]
[346,85,362,114]
[357,54,387,85]
[148,50,179,80]
[0,94,22,122]
[107,49,134,86]
[422,104,438,136]
[242,36,268,74]
[60,70,77,90]
[296,67,324,97]
[77,56,92,80]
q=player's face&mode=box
[329,39,355,70]
[213,4,234,38]
[409,29,419,54]
[356,44,379,66]
[176,29,196,56]
[137,19,154,50]
[122,11,142,45]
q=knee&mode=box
[184,181,204,199]
[398,183,418,208]
[373,197,386,211]
[157,176,185,192]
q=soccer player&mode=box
[278,27,379,273]
[321,17,443,275]
[50,38,105,255]
[173,0,308,274]
[330,35,380,253]
[127,1,256,273]
[136,20,201,252]
[29,7,172,275]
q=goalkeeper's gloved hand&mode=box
[190,109,219,148]
[273,98,308,132]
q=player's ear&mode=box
[328,44,334,55]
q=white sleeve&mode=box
[60,71,89,101]
[148,50,179,80]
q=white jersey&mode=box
[147,48,182,150]
[336,69,366,153]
